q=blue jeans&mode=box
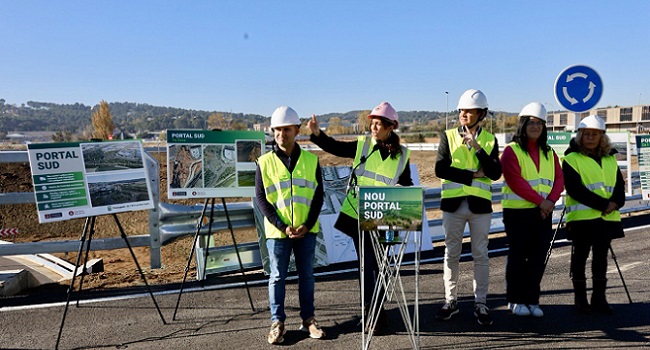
[266,233,316,323]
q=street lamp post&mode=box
[445,91,449,130]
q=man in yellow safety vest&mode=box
[255,106,326,344]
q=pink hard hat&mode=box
[368,101,398,127]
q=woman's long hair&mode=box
[511,116,551,159]
[377,117,402,159]
[575,129,612,157]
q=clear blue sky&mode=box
[2,1,649,117]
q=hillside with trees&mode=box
[0,98,518,142]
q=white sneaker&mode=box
[528,304,544,317]
[511,303,531,316]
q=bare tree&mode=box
[357,110,371,134]
[91,100,115,140]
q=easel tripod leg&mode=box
[200,198,216,286]
[172,198,210,320]
[112,214,167,324]
[222,198,255,312]
[76,216,97,307]
[55,216,93,350]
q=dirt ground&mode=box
[0,141,444,290]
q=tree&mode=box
[207,112,229,130]
[91,100,115,140]
[356,110,371,133]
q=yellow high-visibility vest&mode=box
[564,152,621,222]
[258,149,320,238]
[340,136,410,219]
[441,129,495,201]
[502,142,556,209]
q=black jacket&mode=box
[310,131,413,236]
[435,127,502,214]
[562,138,625,240]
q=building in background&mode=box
[547,104,650,133]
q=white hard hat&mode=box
[578,115,606,131]
[518,102,547,122]
[270,106,301,129]
[457,89,489,110]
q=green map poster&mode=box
[27,140,154,223]
[166,129,265,199]
[547,132,572,160]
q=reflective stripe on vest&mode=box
[258,148,320,238]
[564,152,621,223]
[501,143,556,209]
[440,128,495,201]
[340,136,411,219]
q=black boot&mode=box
[591,279,614,315]
[572,279,591,314]
[361,304,386,334]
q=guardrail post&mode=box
[144,151,162,269]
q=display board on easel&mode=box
[27,140,154,223]
[166,129,265,199]
[167,129,264,316]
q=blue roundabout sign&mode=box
[554,65,603,113]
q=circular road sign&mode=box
[554,65,603,113]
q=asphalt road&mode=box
[1,223,649,350]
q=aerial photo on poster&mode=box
[167,129,265,199]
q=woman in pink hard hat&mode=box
[308,101,413,334]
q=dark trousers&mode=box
[570,235,611,281]
[503,208,553,305]
[335,213,384,307]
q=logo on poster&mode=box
[45,212,63,219]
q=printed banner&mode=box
[166,129,265,199]
[635,134,650,199]
[358,186,424,233]
[27,140,154,223]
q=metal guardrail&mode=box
[2,149,650,275]
[0,150,163,268]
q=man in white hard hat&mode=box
[435,89,502,326]
[255,106,326,344]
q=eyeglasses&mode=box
[527,120,545,127]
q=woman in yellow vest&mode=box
[435,89,502,326]
[562,115,625,315]
[256,106,326,344]
[308,101,412,333]
[500,102,564,318]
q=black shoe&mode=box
[436,300,459,321]
[474,303,493,326]
[591,297,614,315]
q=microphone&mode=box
[346,143,380,195]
